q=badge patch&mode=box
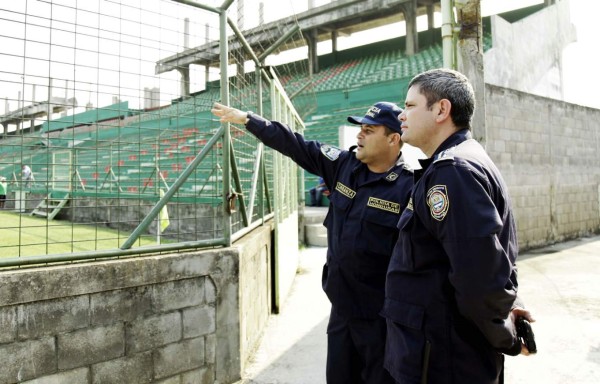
[406,197,414,211]
[427,185,449,221]
[320,144,341,161]
[367,197,400,214]
[385,172,398,181]
[335,182,356,199]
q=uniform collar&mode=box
[417,129,471,169]
[384,153,407,182]
[434,129,471,156]
[350,147,407,183]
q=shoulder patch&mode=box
[427,185,449,221]
[406,197,414,211]
[320,144,341,161]
[433,147,455,163]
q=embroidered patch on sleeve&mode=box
[320,144,341,161]
[426,185,449,221]
[367,197,400,214]
[335,182,356,199]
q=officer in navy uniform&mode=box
[382,69,534,384]
[212,101,413,384]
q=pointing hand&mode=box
[211,102,248,125]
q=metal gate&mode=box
[52,151,71,191]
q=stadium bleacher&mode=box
[0,33,493,205]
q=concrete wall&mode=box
[486,84,600,249]
[485,0,576,100]
[0,224,273,384]
[272,211,300,312]
[236,224,273,373]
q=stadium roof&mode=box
[156,0,440,74]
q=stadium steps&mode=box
[30,192,70,220]
[303,206,328,247]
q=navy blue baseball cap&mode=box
[347,102,403,133]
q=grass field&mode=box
[0,210,157,259]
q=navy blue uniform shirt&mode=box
[382,129,521,384]
[246,113,413,319]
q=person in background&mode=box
[21,164,32,187]
[212,101,413,384]
[382,68,534,384]
[0,176,7,208]
[309,176,328,206]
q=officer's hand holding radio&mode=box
[511,307,537,355]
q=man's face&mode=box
[355,124,391,165]
[399,85,438,153]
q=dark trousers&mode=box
[326,308,395,384]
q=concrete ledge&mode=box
[302,206,329,225]
[306,223,328,247]
[0,224,276,384]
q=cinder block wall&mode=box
[486,84,600,249]
[0,224,273,384]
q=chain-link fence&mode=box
[0,0,315,267]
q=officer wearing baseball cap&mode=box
[212,100,413,384]
[347,101,404,133]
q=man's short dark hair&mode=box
[408,68,475,130]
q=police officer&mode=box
[382,69,533,384]
[212,101,413,384]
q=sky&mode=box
[559,0,600,108]
[0,0,598,123]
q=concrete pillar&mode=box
[402,0,418,55]
[456,0,486,146]
[331,30,338,53]
[205,23,210,89]
[177,67,190,98]
[237,0,244,30]
[178,17,191,97]
[184,18,190,49]
[306,29,318,75]
[427,4,435,30]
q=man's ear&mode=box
[436,99,452,123]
